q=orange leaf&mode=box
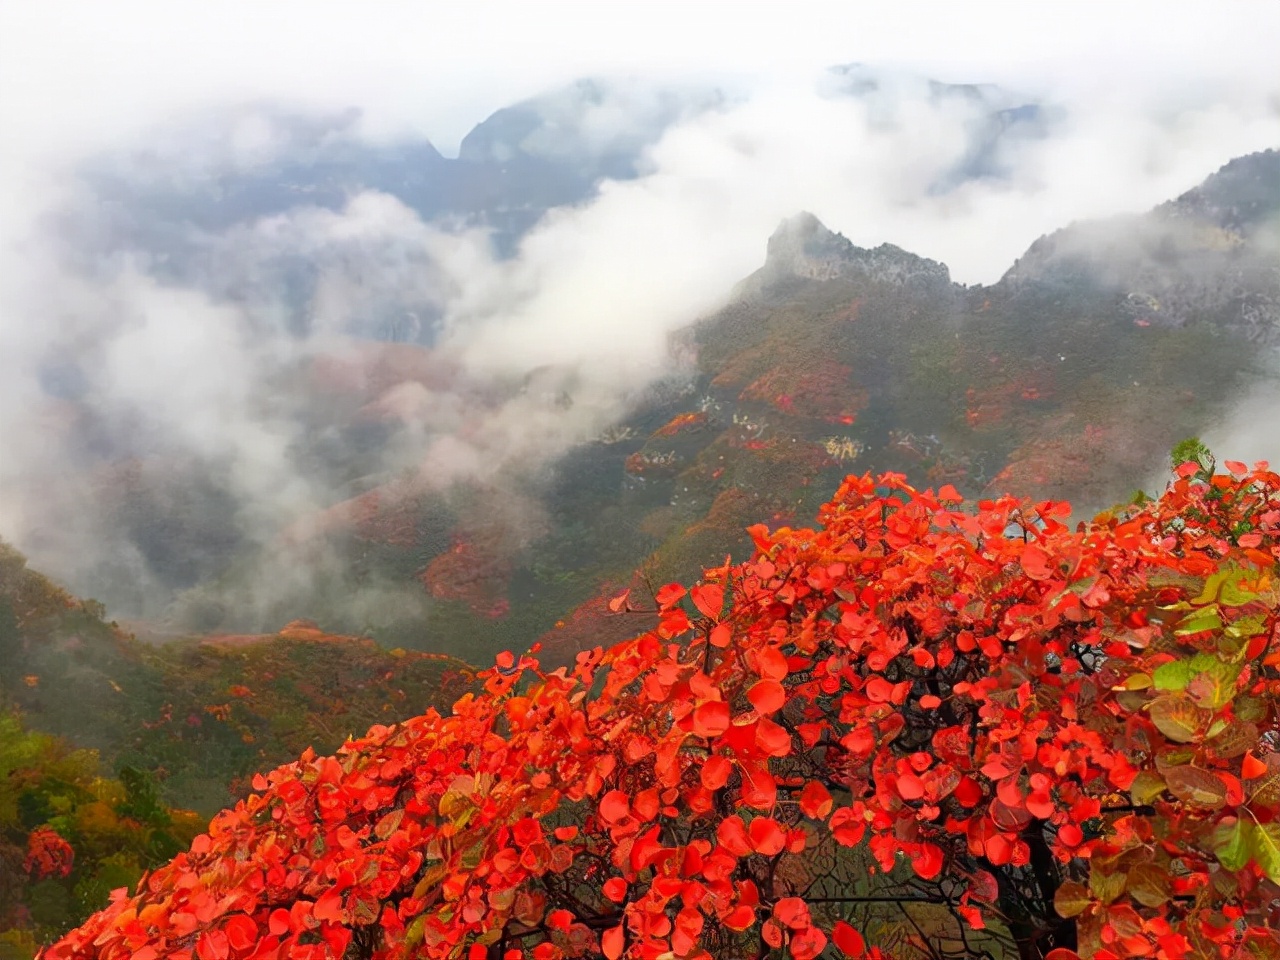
[1242,752,1268,780]
[607,589,631,613]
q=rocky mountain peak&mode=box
[755,212,953,293]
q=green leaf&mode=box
[1235,695,1269,723]
[1088,868,1126,904]
[1152,659,1195,692]
[1182,656,1242,709]
[1219,573,1261,608]
[1175,607,1223,636]
[1053,880,1091,919]
[1213,818,1250,872]
[1224,613,1267,639]
[1130,771,1167,805]
[1191,570,1229,606]
[1251,822,1280,882]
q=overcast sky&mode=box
[2,1,1277,156]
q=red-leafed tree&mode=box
[41,459,1280,960]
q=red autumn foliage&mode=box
[421,533,514,619]
[739,359,866,422]
[652,412,709,438]
[24,826,75,880]
[43,461,1280,960]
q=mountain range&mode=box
[6,147,1278,694]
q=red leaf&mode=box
[754,718,792,757]
[830,806,866,847]
[692,700,731,738]
[748,817,786,856]
[717,816,752,857]
[710,623,732,647]
[655,583,686,609]
[602,924,625,960]
[603,877,627,903]
[790,926,827,960]
[798,780,833,820]
[599,790,631,824]
[268,909,291,937]
[1026,789,1055,819]
[913,842,944,880]
[747,679,786,715]
[833,921,866,957]
[937,484,963,503]
[312,889,344,923]
[607,589,631,613]
[1020,543,1054,581]
[701,755,733,790]
[865,676,894,703]
[897,773,925,801]
[755,646,788,681]
[723,905,756,931]
[773,897,810,930]
[691,583,725,620]
[919,694,942,709]
[224,915,258,953]
[762,920,784,948]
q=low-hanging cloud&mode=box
[0,52,1277,632]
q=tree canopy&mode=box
[41,460,1280,960]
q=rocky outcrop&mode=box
[737,212,954,299]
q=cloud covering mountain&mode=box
[0,3,1277,643]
